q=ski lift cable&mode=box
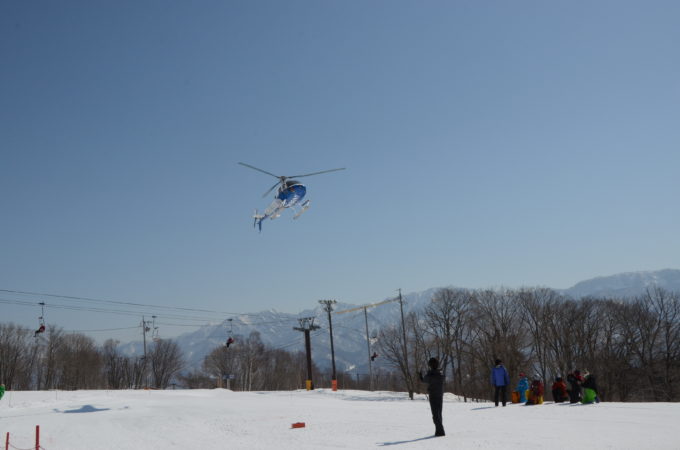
[0,297,237,322]
[1,298,312,338]
[0,288,265,317]
[270,330,323,350]
[68,326,141,333]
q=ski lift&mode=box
[151,316,160,342]
[34,302,46,338]
[225,318,235,348]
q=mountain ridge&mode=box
[124,269,680,373]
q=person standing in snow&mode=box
[491,359,510,407]
[567,370,583,403]
[516,372,529,403]
[419,357,445,437]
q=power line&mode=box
[0,297,221,322]
[0,288,264,317]
[67,326,140,333]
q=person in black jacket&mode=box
[419,357,445,437]
[566,370,583,403]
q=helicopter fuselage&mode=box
[277,181,306,206]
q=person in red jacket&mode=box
[551,377,569,403]
[525,376,544,405]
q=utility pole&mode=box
[141,316,152,388]
[294,317,320,390]
[319,300,338,391]
[363,306,373,391]
[398,289,414,400]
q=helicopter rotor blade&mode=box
[262,180,282,198]
[289,167,346,178]
[238,162,280,179]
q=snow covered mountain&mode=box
[560,269,680,299]
[172,290,438,374]
[124,269,680,373]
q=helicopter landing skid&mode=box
[293,200,310,220]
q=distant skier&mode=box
[34,324,45,337]
[419,357,445,437]
[491,359,510,407]
[226,337,235,348]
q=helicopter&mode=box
[238,162,345,231]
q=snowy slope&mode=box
[1,389,679,449]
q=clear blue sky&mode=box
[2,1,679,342]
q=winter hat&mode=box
[519,372,525,377]
[495,359,502,365]
[428,357,439,370]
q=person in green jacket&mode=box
[0,384,5,401]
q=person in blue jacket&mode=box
[516,372,529,403]
[491,359,510,407]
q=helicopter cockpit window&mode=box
[285,180,299,188]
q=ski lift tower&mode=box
[294,317,320,391]
[319,300,338,390]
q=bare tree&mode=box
[149,339,184,389]
[423,289,477,400]
[0,323,33,389]
[56,333,102,389]
[376,311,419,396]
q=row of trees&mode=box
[376,287,680,402]
[183,331,327,391]
[3,287,679,401]
[0,325,184,390]
[0,324,322,392]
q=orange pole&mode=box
[35,425,39,450]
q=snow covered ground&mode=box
[1,388,679,449]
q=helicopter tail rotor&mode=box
[253,210,265,232]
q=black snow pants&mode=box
[568,383,581,403]
[428,394,445,436]
[494,385,507,406]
